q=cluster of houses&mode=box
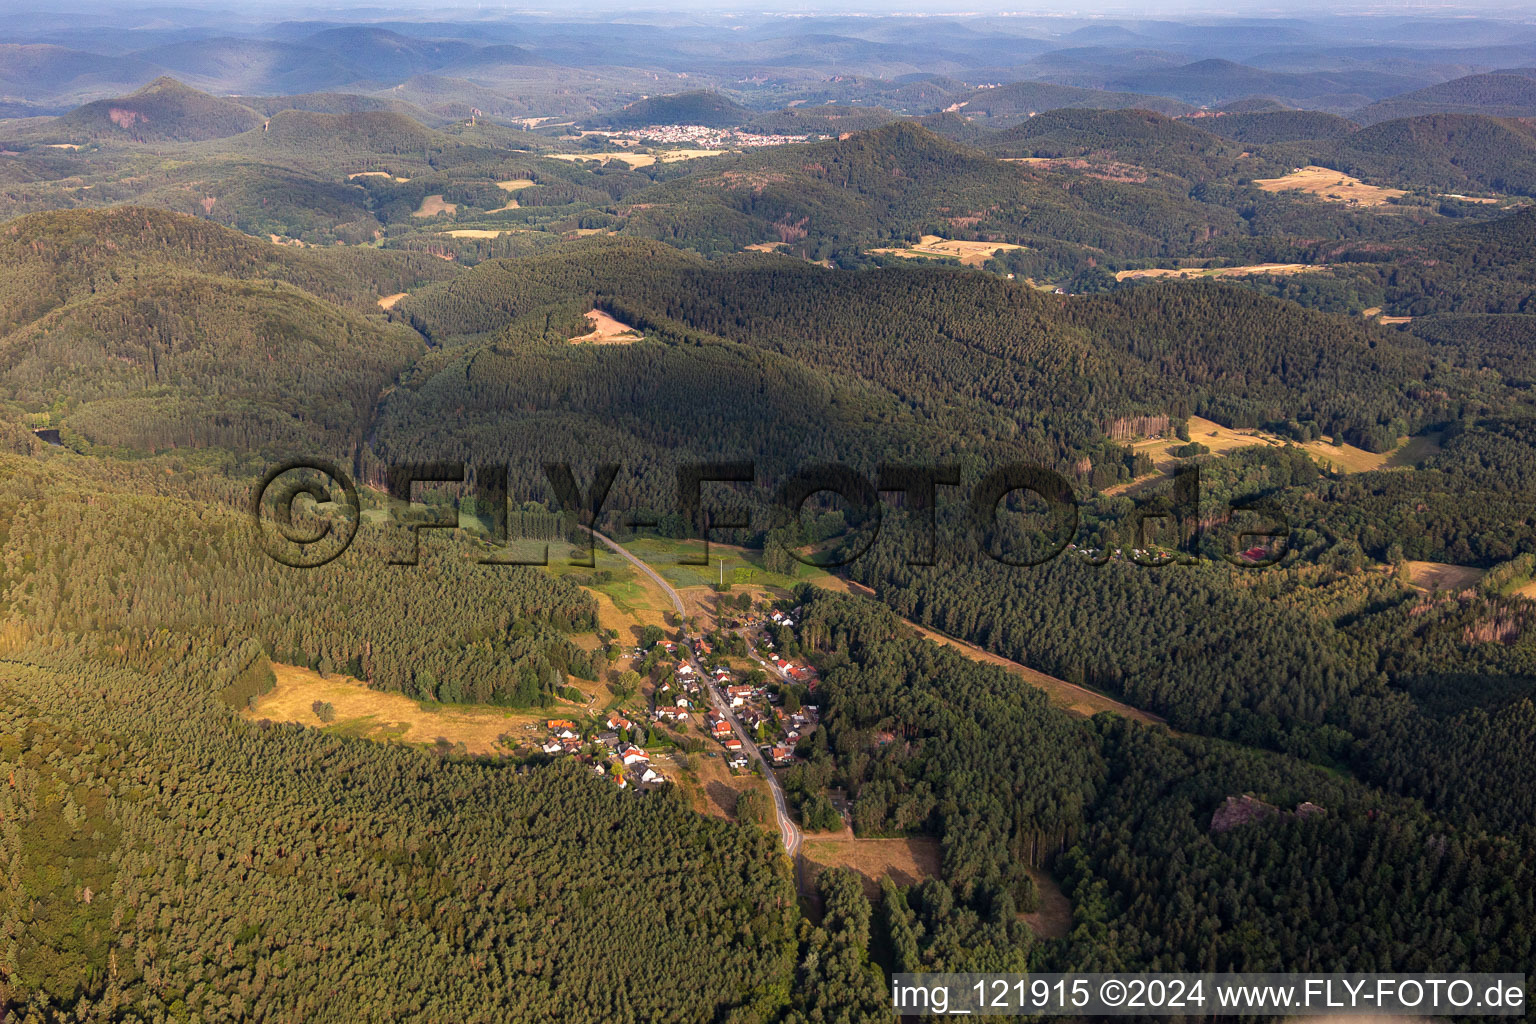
[537,715,669,791]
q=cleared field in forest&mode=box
[1116,263,1327,281]
[1109,418,1439,490]
[568,309,642,344]
[411,194,457,217]
[868,234,1025,266]
[1404,561,1485,593]
[1254,166,1407,206]
[247,663,571,754]
[800,835,941,899]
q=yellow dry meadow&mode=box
[867,234,1026,266]
[1116,263,1327,281]
[411,194,457,217]
[1254,166,1408,206]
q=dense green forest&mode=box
[797,590,1535,975]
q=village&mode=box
[591,123,813,149]
[529,599,819,796]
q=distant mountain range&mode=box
[1353,69,1536,122]
[4,13,1536,132]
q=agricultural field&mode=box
[867,234,1026,266]
[1253,165,1408,206]
[1300,431,1442,473]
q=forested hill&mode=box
[384,235,1467,509]
[1321,114,1536,196]
[591,90,753,129]
[1353,70,1536,123]
[1323,205,1536,316]
[979,108,1259,184]
[1196,109,1360,143]
[0,206,458,326]
[952,80,1196,123]
[617,121,1238,260]
[0,208,456,453]
[50,76,264,142]
[0,455,798,1021]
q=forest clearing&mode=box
[1115,263,1327,281]
[867,234,1025,266]
[1403,561,1486,593]
[1253,165,1408,206]
[411,194,457,217]
[568,308,643,343]
[799,835,941,900]
[246,663,577,754]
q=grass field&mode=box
[247,663,568,754]
[377,292,407,309]
[444,229,511,239]
[1105,417,1441,495]
[568,309,642,344]
[1404,561,1486,593]
[800,835,941,900]
[867,234,1026,267]
[1301,431,1441,473]
[496,178,535,191]
[533,542,680,640]
[1254,166,1407,206]
[550,152,657,168]
[1115,263,1327,281]
[618,536,835,593]
[349,171,409,182]
[411,194,457,218]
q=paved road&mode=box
[587,528,802,858]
